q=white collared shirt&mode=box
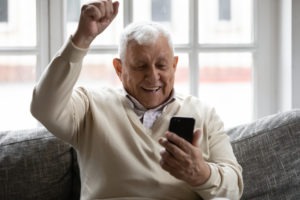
[124,89,175,129]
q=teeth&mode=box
[144,87,160,91]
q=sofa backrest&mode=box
[2,110,300,200]
[0,127,80,200]
[227,109,300,200]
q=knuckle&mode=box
[160,150,168,159]
[166,144,178,156]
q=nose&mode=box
[145,66,160,81]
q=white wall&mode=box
[255,0,279,118]
[292,0,300,108]
[278,0,292,111]
[278,0,300,111]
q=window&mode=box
[198,0,254,127]
[67,0,80,22]
[65,0,254,128]
[133,0,189,44]
[0,0,8,22]
[0,0,39,131]
[1,0,289,131]
[199,0,253,44]
[219,0,231,21]
[198,52,252,126]
[151,0,171,22]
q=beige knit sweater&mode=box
[31,38,243,200]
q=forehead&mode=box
[126,35,173,58]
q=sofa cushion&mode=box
[0,127,78,200]
[227,109,300,200]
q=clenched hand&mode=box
[72,0,119,48]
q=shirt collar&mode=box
[124,88,175,112]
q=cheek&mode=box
[163,71,175,84]
[120,68,131,82]
[121,71,141,87]
[119,71,130,87]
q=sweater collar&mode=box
[123,89,175,112]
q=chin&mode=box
[144,101,161,109]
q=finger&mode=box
[104,0,114,18]
[159,155,185,180]
[159,149,181,171]
[160,160,180,177]
[82,4,103,21]
[160,148,180,167]
[192,129,201,146]
[94,2,106,19]
[165,131,191,153]
[94,0,111,20]
[101,1,119,22]
[112,1,119,17]
[159,137,187,162]
[92,0,117,21]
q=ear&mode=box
[113,58,122,79]
[173,56,179,71]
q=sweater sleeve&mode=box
[30,37,89,144]
[192,108,244,199]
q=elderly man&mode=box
[31,0,243,199]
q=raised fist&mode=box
[72,0,119,48]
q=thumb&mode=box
[192,129,201,146]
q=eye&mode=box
[156,63,168,69]
[132,64,147,71]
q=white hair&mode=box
[118,21,174,61]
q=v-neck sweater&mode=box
[31,37,243,200]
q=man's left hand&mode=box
[159,129,211,186]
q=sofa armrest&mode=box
[0,127,79,200]
[227,109,300,200]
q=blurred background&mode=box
[0,0,299,131]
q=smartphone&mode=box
[168,117,195,143]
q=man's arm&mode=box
[30,0,119,142]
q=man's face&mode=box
[113,35,178,109]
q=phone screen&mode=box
[168,117,195,143]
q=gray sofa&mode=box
[0,109,299,200]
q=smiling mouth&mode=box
[142,86,161,92]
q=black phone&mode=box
[168,117,195,143]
